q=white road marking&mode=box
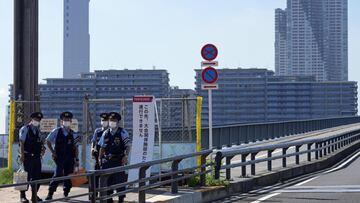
[294,176,318,186]
[251,149,360,203]
[250,193,280,203]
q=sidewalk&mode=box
[0,185,174,203]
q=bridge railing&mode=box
[0,149,212,203]
[214,128,360,180]
[202,116,360,149]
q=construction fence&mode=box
[6,96,203,172]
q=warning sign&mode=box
[40,119,58,133]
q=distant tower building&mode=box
[275,0,348,81]
[275,8,288,76]
[63,0,90,78]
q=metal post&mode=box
[200,154,206,185]
[171,160,180,194]
[32,183,38,203]
[267,150,274,171]
[319,142,323,158]
[99,175,109,203]
[315,143,319,159]
[13,0,39,122]
[226,156,233,180]
[121,99,125,128]
[208,89,213,150]
[282,148,288,167]
[307,143,312,162]
[138,166,149,203]
[214,152,222,180]
[88,173,97,203]
[82,96,89,168]
[295,145,301,165]
[323,141,327,156]
[331,138,335,152]
[241,154,248,177]
[251,153,257,175]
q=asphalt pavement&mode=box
[212,148,360,203]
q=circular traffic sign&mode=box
[201,44,218,61]
[201,67,218,84]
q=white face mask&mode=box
[31,120,40,127]
[63,121,71,127]
[109,121,117,129]
[101,121,109,128]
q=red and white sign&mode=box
[201,61,218,67]
[129,95,156,182]
[201,84,219,90]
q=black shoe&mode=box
[45,194,52,201]
[20,191,29,203]
[31,196,42,202]
[64,191,69,198]
[20,197,29,203]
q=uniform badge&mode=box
[114,137,121,146]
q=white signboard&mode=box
[40,119,58,133]
[128,96,156,182]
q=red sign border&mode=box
[201,44,218,61]
[201,67,218,84]
[133,96,153,102]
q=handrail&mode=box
[0,149,212,203]
[214,127,360,179]
[219,129,360,157]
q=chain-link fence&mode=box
[84,97,197,144]
[0,134,8,168]
[8,97,201,172]
[84,97,199,172]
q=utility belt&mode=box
[24,152,41,159]
[103,154,124,161]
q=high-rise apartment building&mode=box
[275,8,288,76]
[275,0,348,81]
[63,0,90,78]
[195,68,357,126]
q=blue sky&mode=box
[0,0,359,133]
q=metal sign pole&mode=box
[208,89,213,150]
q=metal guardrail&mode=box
[214,129,360,180]
[0,149,212,203]
[202,116,360,149]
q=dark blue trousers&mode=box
[48,159,74,194]
[101,159,126,203]
[23,156,42,192]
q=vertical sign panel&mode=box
[128,96,155,182]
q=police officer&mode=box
[91,113,109,170]
[19,112,44,203]
[98,112,130,203]
[91,112,109,196]
[45,111,79,200]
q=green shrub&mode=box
[0,168,14,185]
[187,174,229,187]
